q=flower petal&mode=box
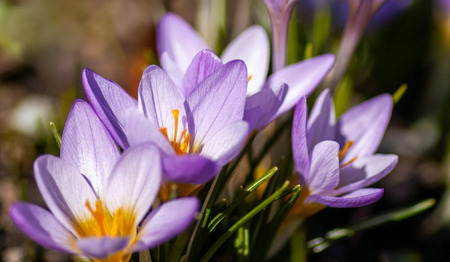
[132,197,199,252]
[187,60,247,145]
[123,108,174,155]
[307,140,340,192]
[182,49,223,97]
[292,97,310,184]
[162,154,220,184]
[306,188,384,208]
[338,94,393,162]
[159,52,184,89]
[335,154,398,195]
[9,203,76,254]
[60,100,120,196]
[221,25,269,96]
[265,54,335,117]
[34,155,97,232]
[77,237,130,259]
[138,65,188,142]
[245,83,288,130]
[201,121,249,165]
[157,12,209,75]
[82,68,137,149]
[104,143,162,223]
[307,89,336,150]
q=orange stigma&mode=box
[160,109,190,155]
[338,141,358,168]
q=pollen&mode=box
[73,200,136,239]
[160,109,190,155]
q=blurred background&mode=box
[0,0,449,261]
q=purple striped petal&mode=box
[245,84,288,130]
[34,155,97,232]
[162,155,220,184]
[201,121,249,165]
[157,12,208,75]
[82,68,137,149]
[77,237,130,259]
[187,60,247,145]
[9,203,76,254]
[307,89,336,151]
[292,97,310,184]
[104,143,162,223]
[123,108,174,155]
[132,197,199,252]
[307,141,340,192]
[60,100,119,196]
[335,154,398,195]
[182,49,223,97]
[338,94,393,162]
[306,188,384,208]
[221,25,269,96]
[138,65,187,141]
[265,54,335,117]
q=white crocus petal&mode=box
[221,25,270,96]
[33,155,98,234]
[104,143,162,223]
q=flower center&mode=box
[338,140,358,168]
[160,109,190,155]
[73,200,136,238]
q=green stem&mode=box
[200,181,291,261]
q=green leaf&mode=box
[200,181,292,261]
[308,198,435,253]
[49,122,61,148]
[393,83,408,104]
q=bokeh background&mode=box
[0,0,449,261]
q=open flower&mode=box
[9,100,199,261]
[83,59,249,184]
[292,89,398,214]
[157,12,335,130]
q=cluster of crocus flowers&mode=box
[8,7,402,261]
[9,101,199,261]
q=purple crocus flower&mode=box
[157,12,335,130]
[83,59,249,184]
[9,100,199,261]
[291,89,398,213]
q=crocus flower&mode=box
[263,0,297,72]
[291,89,398,214]
[83,59,250,184]
[9,100,199,261]
[268,90,398,256]
[157,12,335,130]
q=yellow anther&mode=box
[338,141,353,160]
[160,109,191,155]
[248,74,253,82]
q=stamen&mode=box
[338,141,353,160]
[172,110,179,148]
[160,127,169,140]
[85,200,108,235]
[340,156,358,168]
[159,109,191,155]
[248,74,253,82]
